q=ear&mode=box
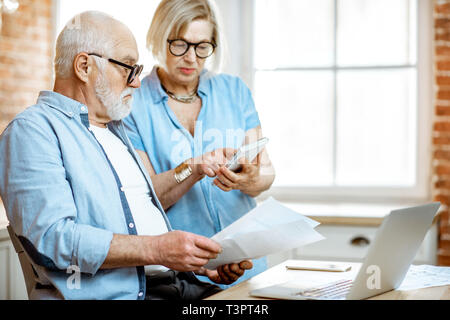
[73,52,92,83]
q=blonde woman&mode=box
[124,0,275,288]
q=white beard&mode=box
[95,71,134,121]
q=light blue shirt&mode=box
[0,91,172,300]
[123,67,267,286]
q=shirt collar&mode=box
[37,90,125,134]
[37,90,89,118]
[146,66,211,104]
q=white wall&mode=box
[215,0,253,87]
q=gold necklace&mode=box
[161,84,198,104]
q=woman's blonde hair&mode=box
[146,0,225,73]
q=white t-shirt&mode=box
[90,125,169,275]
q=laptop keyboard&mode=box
[292,279,353,300]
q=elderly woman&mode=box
[123,0,275,287]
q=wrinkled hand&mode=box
[190,148,236,178]
[196,260,253,285]
[213,153,261,193]
[151,230,222,272]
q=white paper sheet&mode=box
[205,197,325,269]
[398,264,450,291]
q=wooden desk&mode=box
[206,260,450,300]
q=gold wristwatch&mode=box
[174,161,193,183]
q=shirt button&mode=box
[80,106,86,112]
[138,292,143,297]
[129,222,134,229]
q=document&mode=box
[398,264,450,291]
[204,197,325,269]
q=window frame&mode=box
[240,0,433,203]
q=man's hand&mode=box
[196,260,254,285]
[149,230,222,272]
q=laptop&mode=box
[250,202,441,300]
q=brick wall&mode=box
[434,0,450,266]
[0,0,54,134]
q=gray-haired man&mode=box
[0,11,252,300]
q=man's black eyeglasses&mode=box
[167,39,216,59]
[88,53,144,84]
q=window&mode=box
[56,0,160,75]
[55,0,432,202]
[251,0,432,201]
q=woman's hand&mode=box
[189,148,236,178]
[213,153,263,196]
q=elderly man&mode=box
[0,11,252,300]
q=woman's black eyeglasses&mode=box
[167,39,216,59]
[88,53,144,84]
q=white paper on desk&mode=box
[204,197,325,269]
[397,265,450,291]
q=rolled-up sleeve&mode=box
[0,118,113,275]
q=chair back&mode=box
[7,225,39,298]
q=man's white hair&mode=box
[54,11,117,79]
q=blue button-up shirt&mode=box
[0,91,172,299]
[123,67,267,286]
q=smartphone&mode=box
[285,261,352,272]
[225,137,269,172]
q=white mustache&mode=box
[121,88,135,99]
